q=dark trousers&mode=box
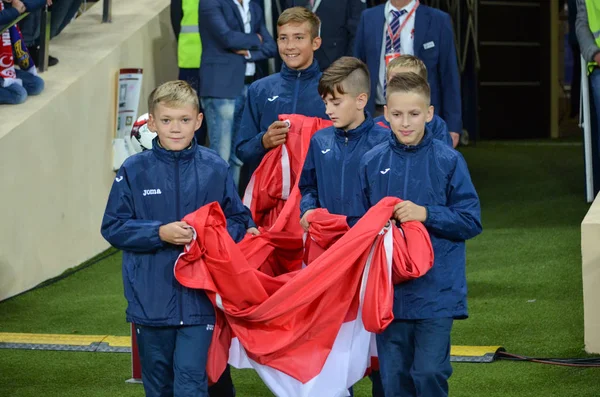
[135,324,213,397]
[376,318,454,397]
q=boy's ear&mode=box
[384,105,389,123]
[147,113,157,132]
[312,36,322,51]
[356,92,368,111]
[195,112,204,131]
[426,105,434,123]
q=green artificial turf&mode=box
[1,141,598,396]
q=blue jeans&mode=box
[201,86,247,188]
[19,0,84,46]
[0,70,44,104]
[135,324,214,397]
[590,69,600,141]
[376,318,454,397]
[50,0,84,38]
[590,69,600,194]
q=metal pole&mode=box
[38,6,50,72]
[102,0,112,23]
[581,55,595,202]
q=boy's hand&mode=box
[159,221,194,245]
[262,121,289,149]
[393,201,427,223]
[300,209,315,232]
[246,227,260,236]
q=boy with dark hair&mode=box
[299,56,388,234]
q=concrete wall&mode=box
[582,194,600,353]
[0,0,177,301]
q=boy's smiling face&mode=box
[147,102,203,151]
[385,91,433,146]
[277,22,321,70]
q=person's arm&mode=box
[235,84,268,164]
[0,7,21,26]
[100,168,166,252]
[170,0,182,38]
[221,170,256,243]
[199,0,262,51]
[345,0,366,56]
[423,154,482,241]
[438,12,462,145]
[576,0,600,63]
[298,142,320,217]
[247,8,278,61]
[21,0,46,11]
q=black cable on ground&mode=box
[0,248,120,303]
[497,351,600,368]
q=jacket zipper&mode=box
[292,71,301,113]
[340,135,349,211]
[175,156,184,326]
[398,155,410,316]
[403,157,411,200]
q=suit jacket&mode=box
[282,0,365,71]
[354,4,462,133]
[199,0,277,98]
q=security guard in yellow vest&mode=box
[577,0,600,194]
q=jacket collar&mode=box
[334,112,375,143]
[152,137,197,163]
[389,125,433,154]
[281,59,321,81]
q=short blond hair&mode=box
[386,55,428,80]
[148,80,199,115]
[277,6,320,39]
[386,72,431,105]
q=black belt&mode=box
[244,75,255,85]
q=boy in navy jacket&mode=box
[299,56,388,230]
[101,81,257,397]
[235,6,328,175]
[359,73,481,397]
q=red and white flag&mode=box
[174,115,434,396]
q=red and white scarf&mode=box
[0,2,37,87]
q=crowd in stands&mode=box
[0,0,85,104]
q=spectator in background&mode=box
[577,0,600,122]
[279,0,365,71]
[568,0,580,118]
[0,0,44,105]
[199,0,277,188]
[20,0,83,67]
[170,0,208,146]
[354,0,463,148]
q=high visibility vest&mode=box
[586,0,600,74]
[178,0,201,68]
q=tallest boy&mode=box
[235,7,328,175]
